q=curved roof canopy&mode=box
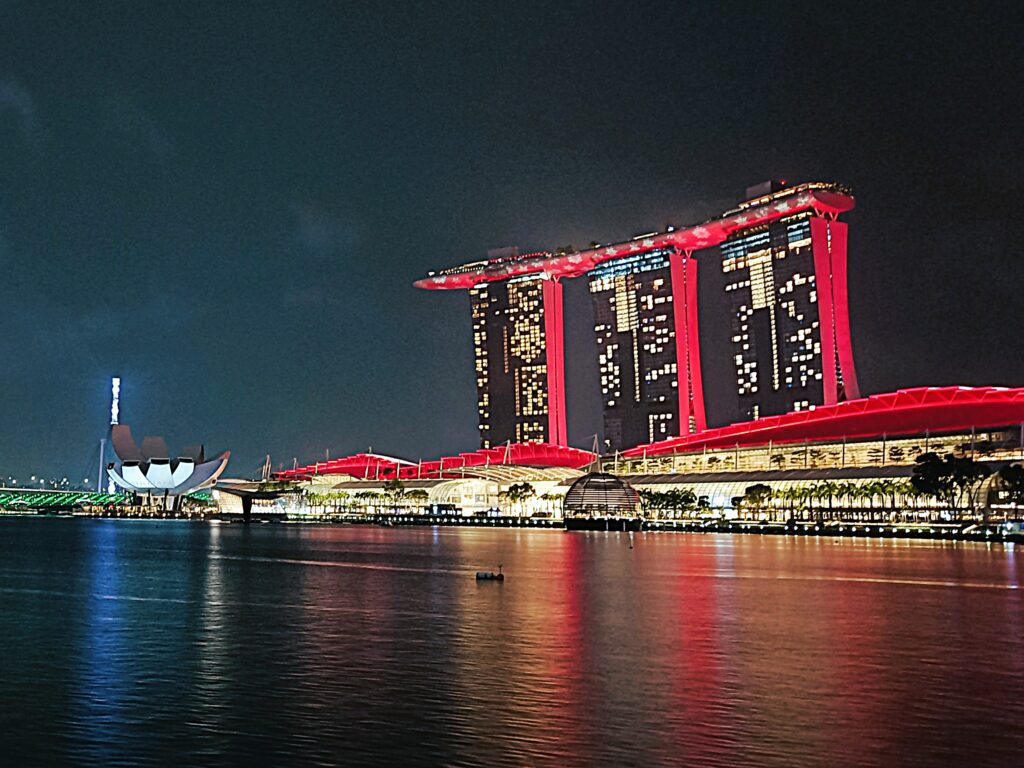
[274,442,595,482]
[622,386,1024,458]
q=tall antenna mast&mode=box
[98,437,106,490]
[106,376,120,493]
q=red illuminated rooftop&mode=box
[274,442,596,482]
[415,182,853,290]
[621,386,1024,458]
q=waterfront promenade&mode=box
[25,504,1022,544]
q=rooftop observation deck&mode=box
[414,182,853,291]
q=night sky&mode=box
[0,2,1020,480]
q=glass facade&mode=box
[721,212,845,421]
[607,431,1015,477]
[428,181,856,451]
[589,249,686,452]
[470,275,562,448]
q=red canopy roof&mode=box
[621,387,1024,458]
[274,442,595,481]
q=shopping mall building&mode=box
[265,181,1024,520]
[267,387,1024,519]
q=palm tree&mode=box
[891,478,918,521]
[833,481,857,518]
[790,489,806,520]
[780,485,810,521]
[500,482,536,516]
[637,489,659,517]
[666,488,698,519]
[339,491,354,513]
[797,485,816,521]
[868,480,884,517]
[775,486,796,518]
[540,492,561,515]
[382,479,406,512]
[354,490,381,514]
[870,481,890,521]
[853,482,875,521]
[869,479,892,521]
[406,489,429,512]
[742,484,773,520]
[305,491,326,515]
[814,481,839,522]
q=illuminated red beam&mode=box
[415,188,854,291]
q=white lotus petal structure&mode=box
[106,425,230,497]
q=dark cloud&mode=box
[0,1,1019,479]
[289,202,358,259]
[0,77,35,142]
[103,94,174,158]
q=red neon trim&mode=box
[810,217,839,405]
[543,279,568,446]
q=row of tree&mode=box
[737,479,917,516]
[735,453,1024,521]
[304,480,559,516]
[305,480,430,514]
[637,488,705,517]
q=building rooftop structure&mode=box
[273,387,1024,489]
[415,180,858,450]
[273,442,596,483]
[620,386,1024,458]
[415,182,853,290]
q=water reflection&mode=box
[669,539,729,765]
[75,521,128,763]
[0,520,1022,767]
[194,521,228,753]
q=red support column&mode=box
[670,251,706,434]
[811,217,860,404]
[810,217,840,405]
[827,220,860,400]
[686,257,707,432]
[543,278,568,446]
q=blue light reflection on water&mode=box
[76,520,127,764]
[1,518,1023,767]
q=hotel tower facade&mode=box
[720,182,859,421]
[416,181,857,452]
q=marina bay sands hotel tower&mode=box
[415,181,859,453]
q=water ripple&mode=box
[0,520,1021,767]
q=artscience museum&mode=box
[106,424,230,505]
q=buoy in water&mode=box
[476,565,505,581]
